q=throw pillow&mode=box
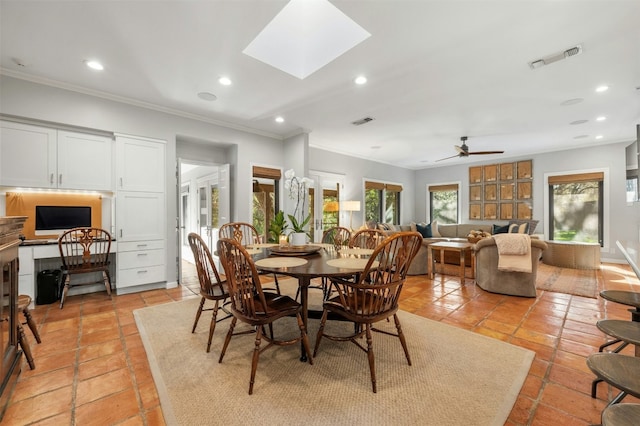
[508,219,538,235]
[416,222,432,238]
[377,223,392,231]
[508,222,529,234]
[493,224,510,234]
[431,220,441,237]
[410,222,417,232]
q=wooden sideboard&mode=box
[0,216,27,421]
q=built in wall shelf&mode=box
[469,160,533,220]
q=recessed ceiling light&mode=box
[197,92,217,101]
[561,98,584,106]
[595,135,603,140]
[218,77,232,86]
[570,119,589,125]
[573,135,589,139]
[354,76,367,85]
[84,60,104,71]
[370,145,381,149]
[596,116,607,122]
[595,85,609,93]
[275,116,284,123]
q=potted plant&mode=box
[284,169,312,245]
[267,210,289,243]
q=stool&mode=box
[591,320,640,397]
[602,403,640,426]
[587,353,640,408]
[17,295,41,370]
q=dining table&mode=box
[252,243,375,361]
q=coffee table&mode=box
[429,241,475,281]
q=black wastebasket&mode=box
[36,269,62,305]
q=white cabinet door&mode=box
[116,191,165,241]
[0,121,57,187]
[57,131,113,190]
[116,135,165,192]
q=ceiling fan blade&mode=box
[454,145,466,154]
[435,153,461,162]
[468,150,505,155]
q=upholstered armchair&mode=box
[474,237,548,297]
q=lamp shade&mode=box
[323,201,340,212]
[342,200,361,212]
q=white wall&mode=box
[308,147,416,230]
[0,75,287,284]
[414,142,640,261]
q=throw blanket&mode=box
[493,234,532,273]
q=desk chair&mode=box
[58,227,112,308]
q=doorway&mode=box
[177,160,230,284]
[309,171,345,243]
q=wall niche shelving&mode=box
[469,159,532,221]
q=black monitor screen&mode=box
[35,206,92,231]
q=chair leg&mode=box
[313,309,329,357]
[365,324,377,393]
[22,307,41,344]
[192,297,205,333]
[18,324,35,370]
[296,313,313,365]
[103,270,112,296]
[219,317,236,363]
[394,314,411,365]
[249,326,264,395]
[272,274,281,295]
[207,300,220,353]
[59,275,70,309]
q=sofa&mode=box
[474,236,548,297]
[379,222,494,275]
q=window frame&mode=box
[544,168,610,251]
[427,181,461,224]
[364,180,402,225]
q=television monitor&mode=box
[35,205,92,236]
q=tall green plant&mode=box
[267,210,289,243]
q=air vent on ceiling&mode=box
[351,117,374,126]
[528,44,583,69]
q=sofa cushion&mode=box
[493,224,510,234]
[508,219,539,235]
[438,224,458,238]
[431,220,441,237]
[416,222,432,238]
[508,222,529,234]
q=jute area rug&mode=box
[134,290,534,426]
[535,262,601,298]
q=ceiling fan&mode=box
[436,136,505,162]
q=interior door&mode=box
[309,171,344,243]
[177,161,230,283]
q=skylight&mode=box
[243,0,370,79]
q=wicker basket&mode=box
[467,236,483,244]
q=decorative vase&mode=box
[289,232,307,246]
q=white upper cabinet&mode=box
[0,121,56,187]
[57,130,113,190]
[115,135,165,192]
[0,121,113,190]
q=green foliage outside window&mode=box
[431,190,457,224]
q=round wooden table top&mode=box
[600,290,640,309]
[254,248,372,280]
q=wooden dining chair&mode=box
[322,226,352,247]
[219,222,281,294]
[17,294,41,370]
[349,228,385,249]
[188,233,232,353]
[313,231,422,392]
[216,238,313,395]
[58,227,112,308]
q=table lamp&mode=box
[341,200,361,230]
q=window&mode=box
[627,175,639,203]
[252,166,281,242]
[364,181,402,224]
[548,172,603,245]
[429,183,458,224]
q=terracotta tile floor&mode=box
[4,261,640,425]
